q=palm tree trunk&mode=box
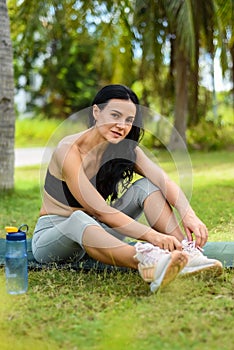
[169,44,188,150]
[0,0,15,190]
[230,42,234,108]
[188,21,199,126]
[211,51,218,121]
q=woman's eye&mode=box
[126,118,134,124]
[111,113,119,118]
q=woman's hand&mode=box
[182,210,208,247]
[144,230,182,252]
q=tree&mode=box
[7,0,232,148]
[163,0,197,149]
[215,0,234,106]
[8,0,99,118]
[133,0,232,148]
[0,0,15,190]
[163,0,229,148]
[91,0,136,89]
[8,0,136,118]
[134,0,194,149]
[133,0,171,108]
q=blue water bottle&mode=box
[5,224,28,295]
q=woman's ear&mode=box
[92,104,100,122]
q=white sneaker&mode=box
[134,242,187,292]
[180,240,223,277]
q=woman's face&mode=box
[93,99,136,143]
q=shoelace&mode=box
[135,242,169,265]
[182,240,204,256]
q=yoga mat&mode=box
[0,238,127,271]
[0,239,233,270]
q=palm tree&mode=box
[133,0,195,149]
[133,0,169,107]
[133,0,230,149]
[164,0,229,148]
[8,0,136,117]
[162,0,195,149]
[215,0,234,106]
[0,0,15,190]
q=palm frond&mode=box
[164,0,195,60]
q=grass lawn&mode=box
[0,150,233,350]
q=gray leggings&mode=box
[32,178,159,263]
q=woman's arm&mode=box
[60,144,182,251]
[135,147,208,247]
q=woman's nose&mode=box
[116,119,127,128]
[116,122,125,128]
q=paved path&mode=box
[15,147,53,167]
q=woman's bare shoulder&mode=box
[57,131,84,147]
[49,131,86,174]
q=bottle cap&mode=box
[6,231,26,241]
[5,226,18,233]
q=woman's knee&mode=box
[133,177,160,193]
[131,178,160,207]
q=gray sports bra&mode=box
[44,169,96,208]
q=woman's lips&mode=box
[111,130,123,137]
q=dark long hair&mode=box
[89,84,144,202]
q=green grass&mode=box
[0,166,41,234]
[15,117,61,147]
[15,116,87,148]
[155,151,234,241]
[0,151,233,350]
[16,99,234,150]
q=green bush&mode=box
[187,120,234,150]
[15,116,61,147]
[16,115,234,151]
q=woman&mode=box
[32,84,223,292]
